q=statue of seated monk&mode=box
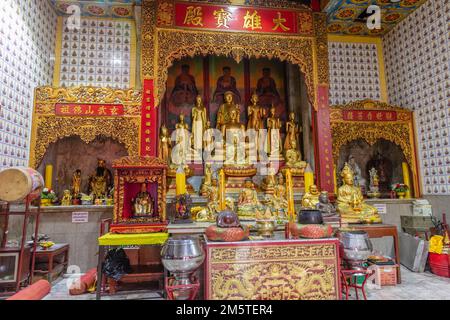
[301,184,320,209]
[237,179,264,221]
[337,163,382,224]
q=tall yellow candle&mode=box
[175,166,186,195]
[304,164,314,195]
[333,166,338,195]
[45,165,53,190]
[285,169,295,222]
[402,162,411,198]
[219,169,226,210]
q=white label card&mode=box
[72,212,89,223]
[373,204,387,215]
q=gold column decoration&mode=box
[141,0,157,80]
[402,162,411,198]
[219,168,226,211]
[313,12,329,86]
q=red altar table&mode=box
[204,235,341,300]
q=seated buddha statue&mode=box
[284,140,306,169]
[216,91,241,129]
[132,183,154,217]
[237,180,264,220]
[301,184,320,209]
[337,163,382,224]
[316,191,337,217]
[264,174,288,219]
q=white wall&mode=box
[0,0,57,168]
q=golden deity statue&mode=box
[158,125,172,164]
[88,159,112,200]
[222,109,247,165]
[216,91,241,129]
[200,163,213,196]
[132,183,154,217]
[284,112,301,152]
[71,169,82,197]
[337,163,382,224]
[191,95,207,149]
[175,113,189,144]
[284,140,306,169]
[237,180,264,220]
[247,93,266,130]
[301,184,320,209]
[260,167,277,193]
[264,174,288,219]
[266,105,282,157]
[61,190,72,206]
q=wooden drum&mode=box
[0,167,44,202]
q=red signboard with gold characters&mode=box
[55,104,125,116]
[342,110,398,122]
[158,1,314,36]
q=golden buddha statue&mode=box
[237,180,264,220]
[266,105,282,157]
[71,169,82,198]
[285,140,306,169]
[260,167,277,193]
[132,183,154,217]
[217,91,241,129]
[337,163,382,224]
[158,125,172,164]
[301,184,320,209]
[61,190,72,206]
[284,112,301,152]
[247,93,266,131]
[264,174,288,219]
[191,95,207,149]
[200,163,213,196]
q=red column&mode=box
[315,85,334,193]
[141,79,158,157]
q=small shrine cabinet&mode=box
[110,156,168,234]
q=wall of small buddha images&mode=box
[0,0,57,168]
[383,0,449,196]
[328,40,383,106]
[58,17,135,88]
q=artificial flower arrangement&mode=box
[40,188,57,206]
[392,183,409,193]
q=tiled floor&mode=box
[43,266,450,300]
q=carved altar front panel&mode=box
[205,239,340,300]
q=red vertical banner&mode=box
[141,79,158,157]
[315,85,334,194]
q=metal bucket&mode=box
[339,230,373,270]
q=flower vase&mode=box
[40,198,52,207]
[396,191,405,199]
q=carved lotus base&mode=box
[281,165,306,177]
[223,164,257,177]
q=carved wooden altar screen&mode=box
[141,0,335,193]
[330,100,420,196]
[30,87,142,169]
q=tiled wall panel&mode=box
[59,17,133,88]
[329,41,382,106]
[0,0,57,168]
[383,0,449,195]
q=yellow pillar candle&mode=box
[286,169,295,222]
[402,162,411,198]
[333,165,338,195]
[175,166,186,195]
[304,164,314,195]
[219,169,226,211]
[45,165,53,190]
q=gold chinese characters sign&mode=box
[205,239,341,300]
[330,99,420,196]
[30,86,142,168]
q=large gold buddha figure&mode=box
[337,163,382,224]
[217,91,241,129]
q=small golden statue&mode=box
[88,159,112,200]
[61,190,72,206]
[285,140,306,169]
[260,167,277,193]
[71,169,82,198]
[200,163,213,196]
[301,184,320,209]
[266,105,282,157]
[217,91,241,129]
[284,112,301,152]
[196,179,220,222]
[247,93,266,130]
[237,180,264,220]
[132,183,154,217]
[264,174,288,219]
[191,95,207,149]
[158,125,172,164]
[337,163,382,224]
